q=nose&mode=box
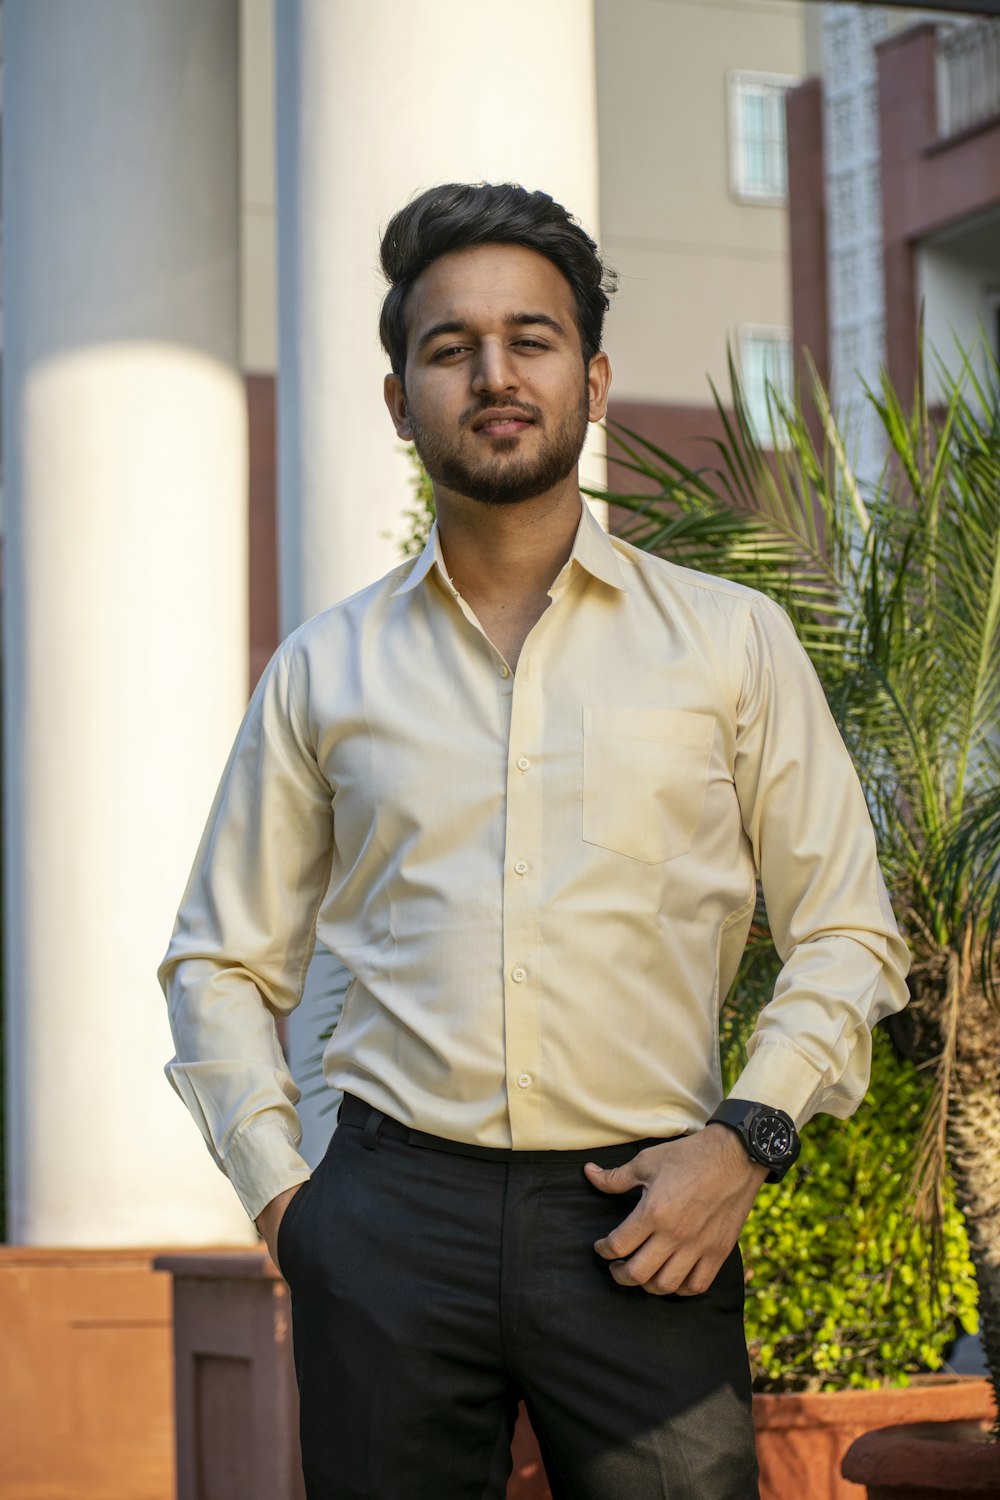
[471,336,518,396]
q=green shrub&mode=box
[396,447,435,557]
[724,1019,979,1392]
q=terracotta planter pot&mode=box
[504,1377,996,1500]
[841,1419,1000,1498]
[508,1407,550,1499]
[753,1377,996,1500]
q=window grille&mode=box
[728,72,796,205]
[738,328,794,448]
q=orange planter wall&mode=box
[0,1247,175,1500]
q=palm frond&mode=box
[599,336,1000,1283]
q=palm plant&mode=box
[598,344,1000,1425]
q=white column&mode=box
[274,0,602,1163]
[3,0,253,1244]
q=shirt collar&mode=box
[391,524,457,598]
[559,498,628,593]
[391,499,628,599]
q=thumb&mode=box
[584,1159,641,1195]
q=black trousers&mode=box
[278,1097,760,1500]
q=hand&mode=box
[585,1125,768,1296]
[255,1182,307,1276]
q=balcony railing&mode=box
[936,18,1000,139]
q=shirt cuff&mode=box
[728,1039,826,1129]
[224,1117,314,1221]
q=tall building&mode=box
[788,4,1000,477]
[597,0,818,475]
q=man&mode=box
[160,182,910,1499]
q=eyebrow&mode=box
[415,311,568,354]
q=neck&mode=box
[434,478,583,609]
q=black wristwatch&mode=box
[707,1099,801,1182]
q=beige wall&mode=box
[596,0,811,404]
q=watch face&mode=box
[748,1111,794,1164]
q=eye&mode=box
[432,343,472,361]
[513,338,547,350]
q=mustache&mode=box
[459,398,544,428]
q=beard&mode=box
[407,387,590,506]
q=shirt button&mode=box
[516,755,530,771]
[517,1073,532,1089]
[499,664,510,679]
[511,966,527,983]
[514,860,528,876]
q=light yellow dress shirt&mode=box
[159,500,910,1219]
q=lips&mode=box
[471,408,536,436]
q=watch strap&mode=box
[708,1098,800,1183]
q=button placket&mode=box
[502,653,545,1144]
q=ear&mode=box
[586,351,612,424]
[384,373,412,439]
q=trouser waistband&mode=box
[339,1092,679,1163]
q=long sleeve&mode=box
[728,595,910,1125]
[158,507,913,1178]
[158,635,335,1219]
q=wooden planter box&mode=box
[155,1252,304,1500]
[0,1246,175,1500]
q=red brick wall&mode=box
[786,77,829,395]
[604,398,736,535]
[246,374,279,692]
[877,24,1000,399]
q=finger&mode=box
[594,1200,650,1261]
[584,1158,644,1195]
[674,1258,719,1297]
[642,1252,699,1297]
[607,1236,675,1288]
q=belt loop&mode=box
[362,1106,386,1151]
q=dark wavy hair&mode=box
[379,182,617,379]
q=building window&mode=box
[728,71,796,205]
[739,328,794,447]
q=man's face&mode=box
[384,243,610,507]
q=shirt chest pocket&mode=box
[582,706,715,864]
